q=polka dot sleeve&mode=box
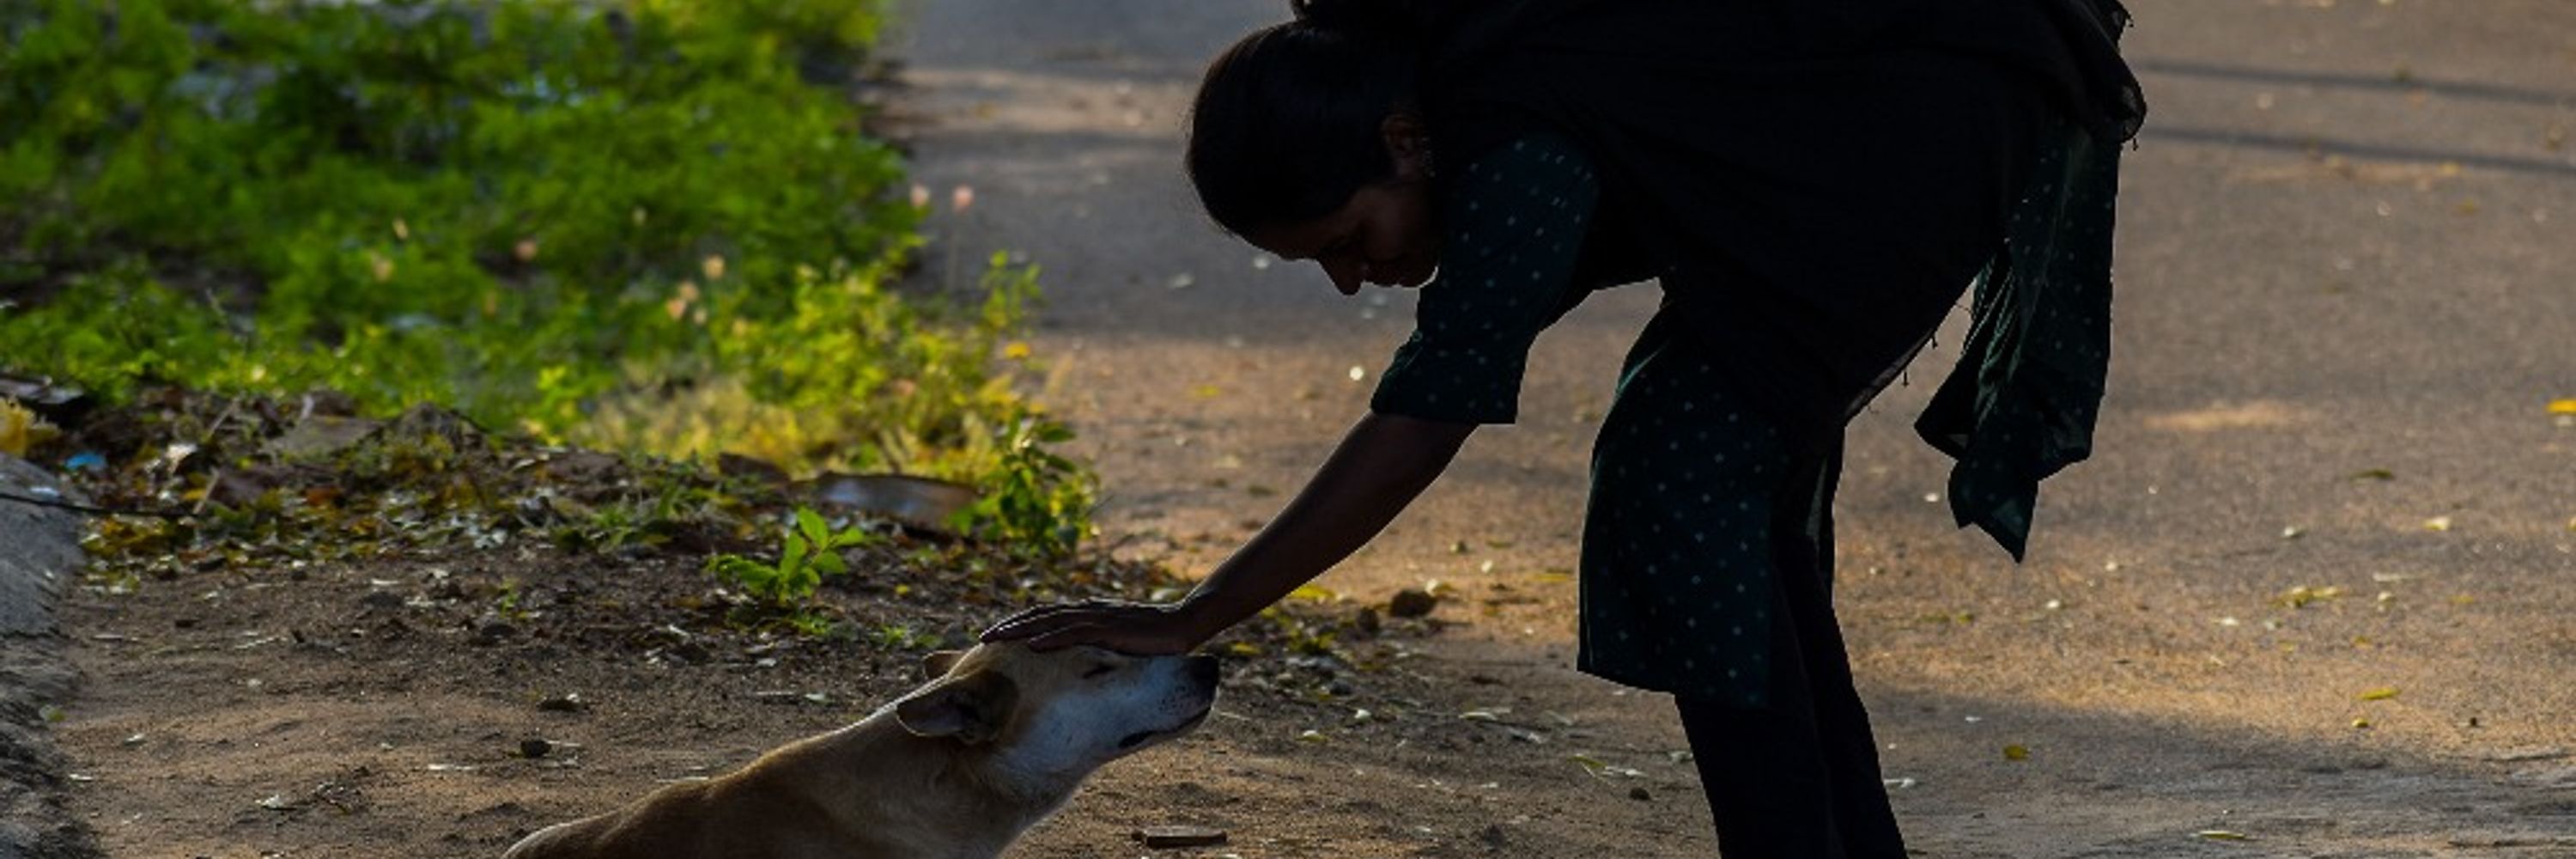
[1370,134,1601,425]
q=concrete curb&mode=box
[0,455,102,859]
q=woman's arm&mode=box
[981,411,1474,654]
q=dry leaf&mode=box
[1287,584,1339,603]
[2002,745,2030,761]
[2358,686,2400,701]
[2196,830,2252,841]
[2275,586,2343,608]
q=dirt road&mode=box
[39,1,2573,856]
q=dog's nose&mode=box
[1186,654,1221,688]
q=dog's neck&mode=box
[830,705,1087,858]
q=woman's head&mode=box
[1188,0,1441,292]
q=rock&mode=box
[358,591,404,611]
[1352,606,1382,637]
[536,693,589,713]
[477,621,518,641]
[1388,588,1438,618]
[518,739,552,758]
[1628,786,1653,801]
[1132,825,1228,848]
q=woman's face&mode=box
[1245,115,1440,295]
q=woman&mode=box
[984,0,2144,853]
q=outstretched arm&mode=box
[981,411,1474,654]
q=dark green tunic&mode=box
[1368,8,2136,701]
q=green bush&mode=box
[0,0,1097,551]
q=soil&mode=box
[35,1,2576,857]
[46,531,2576,858]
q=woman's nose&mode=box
[1321,259,1364,295]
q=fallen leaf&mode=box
[2547,399,2576,416]
[2275,586,2344,608]
[2347,468,2396,481]
[2003,745,2030,761]
[1287,584,1339,603]
[2358,686,2400,701]
[2423,515,2453,532]
[2196,830,2252,841]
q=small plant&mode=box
[871,623,935,651]
[958,412,1098,557]
[708,507,878,608]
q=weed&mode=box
[1,0,1099,552]
[708,506,879,609]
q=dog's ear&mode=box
[895,670,1018,745]
[920,649,967,680]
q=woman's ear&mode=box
[1380,113,1433,180]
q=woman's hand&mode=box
[985,413,1473,658]
[980,599,1212,655]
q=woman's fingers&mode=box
[1024,621,1111,653]
[980,600,1116,641]
[982,601,1192,655]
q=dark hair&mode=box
[1186,0,1422,237]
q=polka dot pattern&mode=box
[1576,312,1789,707]
[1370,133,1599,425]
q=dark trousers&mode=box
[1674,442,1906,857]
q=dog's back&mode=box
[501,644,1219,859]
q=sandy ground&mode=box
[39,0,2576,856]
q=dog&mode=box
[503,642,1221,859]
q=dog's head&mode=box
[892,643,1220,777]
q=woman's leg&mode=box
[1674,439,1904,857]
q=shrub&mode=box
[0,0,1095,551]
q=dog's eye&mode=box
[1082,665,1117,679]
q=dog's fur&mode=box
[502,643,1220,859]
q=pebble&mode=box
[1388,588,1438,618]
[1133,825,1227,848]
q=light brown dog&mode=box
[503,643,1221,859]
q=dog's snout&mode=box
[1186,654,1220,688]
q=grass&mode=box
[0,0,1094,551]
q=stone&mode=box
[1133,825,1228,848]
